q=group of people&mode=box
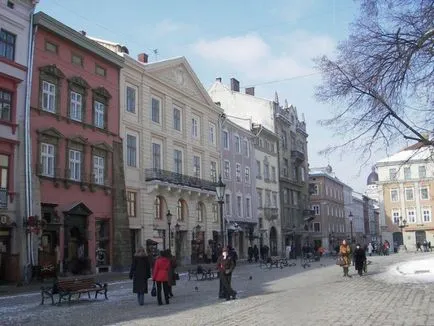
[338,240,367,277]
[129,244,239,305]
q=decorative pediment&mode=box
[93,86,112,99]
[92,142,113,152]
[68,135,89,145]
[37,127,64,138]
[63,202,92,216]
[68,76,90,89]
[39,64,65,79]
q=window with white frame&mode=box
[420,186,429,200]
[193,155,201,177]
[224,160,230,179]
[256,160,261,178]
[70,91,82,121]
[405,187,414,201]
[152,143,161,169]
[392,209,400,224]
[40,143,55,177]
[265,190,271,206]
[151,97,160,123]
[173,107,181,131]
[272,192,277,207]
[126,134,137,167]
[94,101,105,128]
[93,155,104,185]
[283,188,288,204]
[234,135,240,153]
[312,204,320,215]
[225,193,231,214]
[42,81,56,112]
[243,139,249,157]
[313,222,321,232]
[244,167,250,183]
[126,86,136,113]
[390,189,399,202]
[223,130,229,149]
[209,122,216,145]
[264,162,270,180]
[422,207,431,222]
[236,163,241,182]
[271,166,276,182]
[245,198,251,217]
[389,168,397,180]
[237,195,242,216]
[210,161,217,181]
[419,165,427,179]
[174,149,182,174]
[257,190,263,208]
[404,167,411,180]
[69,149,81,181]
[406,208,416,223]
[191,115,200,138]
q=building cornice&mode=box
[33,12,124,68]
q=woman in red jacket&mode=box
[152,250,171,305]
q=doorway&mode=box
[269,227,278,256]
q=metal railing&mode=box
[145,168,216,192]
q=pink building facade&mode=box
[30,12,124,275]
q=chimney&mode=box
[216,77,222,83]
[137,53,148,63]
[214,102,221,107]
[80,30,86,36]
[245,87,255,96]
[230,78,240,92]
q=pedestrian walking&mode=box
[353,244,366,276]
[166,250,177,298]
[152,250,171,305]
[129,247,151,306]
[367,242,373,256]
[217,247,237,300]
[248,246,253,263]
[339,240,352,278]
[253,245,259,263]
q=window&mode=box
[155,197,162,220]
[7,1,14,9]
[174,149,182,174]
[152,143,161,169]
[265,191,271,207]
[300,167,306,182]
[281,131,287,149]
[389,168,397,180]
[313,184,319,195]
[225,194,231,214]
[392,209,400,224]
[271,166,276,182]
[236,163,241,182]
[283,158,289,177]
[420,187,429,200]
[264,163,270,180]
[42,81,56,113]
[246,198,251,217]
[256,160,261,178]
[257,190,263,208]
[390,189,399,202]
[191,116,199,138]
[71,54,83,66]
[223,130,229,149]
[70,91,82,121]
[419,166,427,179]
[313,222,321,232]
[93,155,104,185]
[193,155,201,178]
[126,134,137,167]
[245,167,250,183]
[235,135,240,153]
[422,207,431,223]
[283,188,288,204]
[292,191,299,206]
[40,143,55,177]
[405,188,414,201]
[210,161,217,181]
[0,89,12,121]
[126,86,136,113]
[243,140,249,156]
[173,107,181,131]
[209,122,216,145]
[272,192,277,207]
[197,202,204,222]
[406,208,416,223]
[312,205,320,215]
[94,101,105,128]
[68,149,81,181]
[237,195,242,216]
[0,29,16,61]
[151,97,160,123]
[95,65,106,77]
[404,167,411,180]
[224,161,230,179]
[45,41,58,53]
[177,199,186,221]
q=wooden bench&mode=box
[41,275,108,305]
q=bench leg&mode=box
[87,291,91,299]
[40,295,44,305]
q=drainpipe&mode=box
[24,6,37,282]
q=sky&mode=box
[35,0,401,193]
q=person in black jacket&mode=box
[129,247,151,305]
[217,247,237,301]
[353,244,367,276]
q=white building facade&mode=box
[350,195,365,244]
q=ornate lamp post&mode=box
[167,210,172,252]
[349,211,354,244]
[398,216,408,246]
[215,175,226,247]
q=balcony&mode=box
[291,150,305,163]
[0,188,7,208]
[145,169,216,192]
[263,207,279,221]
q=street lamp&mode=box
[167,210,172,252]
[398,216,408,245]
[349,211,354,244]
[216,175,226,247]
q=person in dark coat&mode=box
[353,244,367,276]
[217,247,236,301]
[129,247,151,305]
[253,245,259,263]
[248,246,253,263]
[166,250,177,298]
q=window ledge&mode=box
[0,120,18,134]
[0,57,27,71]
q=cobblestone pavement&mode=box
[1,253,434,326]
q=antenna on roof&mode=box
[153,49,159,61]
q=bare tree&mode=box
[315,0,434,158]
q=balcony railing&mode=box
[145,169,216,192]
[0,188,7,208]
[291,150,305,162]
[263,207,279,220]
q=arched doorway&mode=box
[415,230,426,245]
[393,232,403,246]
[269,227,278,256]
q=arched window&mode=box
[154,196,165,220]
[177,199,187,221]
[197,202,205,222]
